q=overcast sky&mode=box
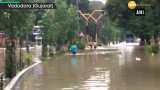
[89,0,107,4]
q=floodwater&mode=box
[13,45,160,90]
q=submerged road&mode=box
[13,44,160,90]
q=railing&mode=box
[0,73,4,90]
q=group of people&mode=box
[64,41,97,55]
[88,42,97,50]
[63,43,78,55]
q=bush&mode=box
[23,53,33,66]
[145,44,159,54]
[77,41,85,50]
[152,44,159,54]
[145,45,152,53]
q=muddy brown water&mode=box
[13,46,160,90]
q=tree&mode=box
[0,0,37,78]
[79,0,90,12]
[42,0,80,57]
[100,15,122,44]
[105,0,160,45]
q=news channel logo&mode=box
[128,1,151,16]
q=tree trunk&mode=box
[139,35,151,46]
[42,38,48,57]
[19,38,23,70]
[5,38,16,78]
[26,44,30,53]
[140,37,145,46]
[154,34,159,45]
[145,36,151,45]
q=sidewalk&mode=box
[4,45,42,90]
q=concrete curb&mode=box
[4,58,42,90]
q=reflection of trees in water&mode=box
[91,50,98,65]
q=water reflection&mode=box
[13,64,43,90]
[118,54,125,66]
[33,64,43,76]
[71,56,78,66]
[14,46,160,90]
[82,69,110,90]
[91,50,98,65]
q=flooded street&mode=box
[13,45,160,90]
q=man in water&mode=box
[69,44,78,55]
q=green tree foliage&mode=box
[105,0,160,45]
[42,0,80,56]
[0,0,36,78]
[100,15,122,44]
[79,0,90,12]
[67,0,77,5]
[66,0,90,12]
